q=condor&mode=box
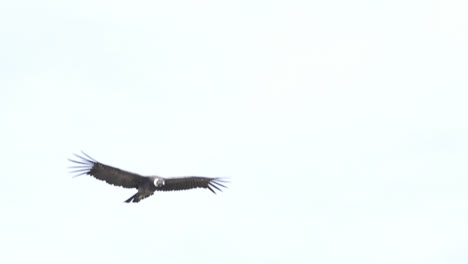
[69,152,228,203]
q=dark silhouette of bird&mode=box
[69,152,228,203]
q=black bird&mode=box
[69,152,228,203]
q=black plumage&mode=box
[69,152,228,203]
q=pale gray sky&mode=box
[1,0,468,263]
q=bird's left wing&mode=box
[156,176,228,194]
[69,152,147,189]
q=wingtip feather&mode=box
[211,181,227,189]
[80,151,97,162]
[207,186,216,194]
[209,183,223,192]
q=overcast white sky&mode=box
[1,0,468,263]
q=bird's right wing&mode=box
[157,176,228,194]
[69,152,147,189]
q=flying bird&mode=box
[69,152,228,203]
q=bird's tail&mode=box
[124,193,138,203]
[124,191,154,203]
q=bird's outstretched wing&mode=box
[156,176,228,194]
[68,152,146,189]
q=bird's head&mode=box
[153,178,165,187]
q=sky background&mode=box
[1,0,468,263]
